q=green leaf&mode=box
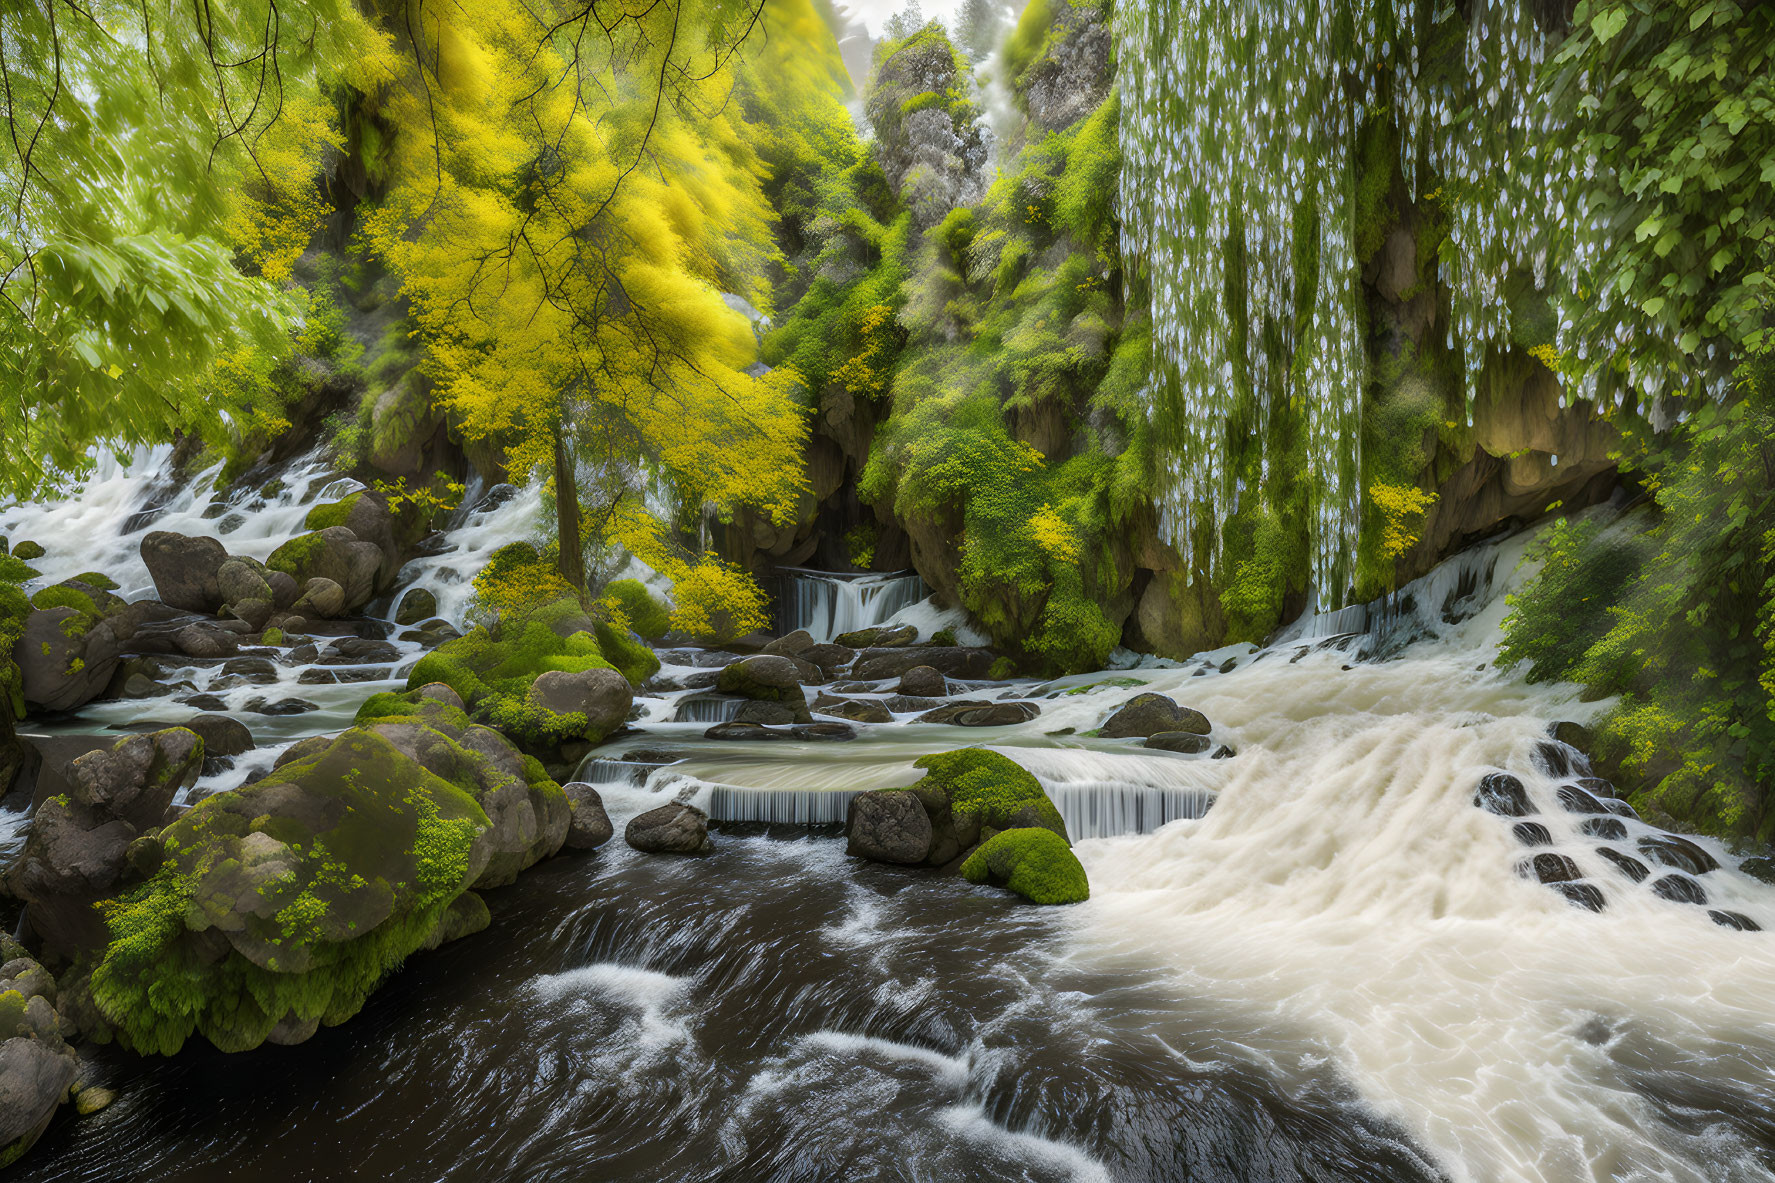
[1592,7,1628,43]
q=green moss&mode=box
[267,531,328,578]
[0,554,40,583]
[961,826,1088,904]
[304,492,364,532]
[912,748,1067,838]
[86,730,487,1055]
[604,578,670,640]
[30,584,98,620]
[72,571,118,591]
[987,656,1018,680]
[592,620,659,687]
[11,540,44,561]
[261,627,285,646]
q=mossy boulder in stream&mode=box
[961,828,1089,905]
[0,936,80,1170]
[267,526,385,613]
[405,597,634,752]
[79,727,499,1056]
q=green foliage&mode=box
[406,597,619,746]
[1548,0,1775,394]
[0,555,40,584]
[961,826,1089,905]
[592,621,660,687]
[1501,352,1775,839]
[470,543,575,624]
[602,579,670,640]
[911,748,1067,838]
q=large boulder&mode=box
[625,802,710,854]
[914,701,1039,727]
[7,729,203,964]
[292,577,346,620]
[897,665,947,697]
[561,782,614,850]
[71,726,508,1056]
[715,655,812,723]
[303,492,401,582]
[0,937,80,1171]
[140,532,228,611]
[15,605,132,713]
[395,587,438,626]
[961,828,1090,905]
[527,668,633,743]
[1100,693,1210,739]
[845,790,932,864]
[368,702,570,887]
[267,526,385,613]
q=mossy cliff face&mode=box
[79,727,495,1056]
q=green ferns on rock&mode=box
[961,826,1089,905]
[86,730,487,1055]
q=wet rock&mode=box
[846,790,932,864]
[1579,816,1628,842]
[851,646,994,681]
[177,693,229,712]
[244,696,319,716]
[625,802,710,854]
[1100,693,1209,739]
[560,782,614,850]
[1549,720,1593,750]
[761,629,815,657]
[1516,853,1581,884]
[1595,847,1650,883]
[67,728,202,829]
[527,668,633,742]
[291,576,346,620]
[1636,834,1719,876]
[791,722,857,742]
[219,656,279,684]
[703,722,792,741]
[1708,910,1762,932]
[1650,873,1708,905]
[226,597,275,630]
[217,558,274,611]
[1741,856,1775,885]
[321,638,401,665]
[1211,745,1237,759]
[732,701,802,726]
[1600,797,1640,820]
[273,735,332,769]
[1512,821,1553,847]
[1474,773,1534,818]
[799,644,856,675]
[173,623,238,660]
[884,694,945,713]
[836,623,917,649]
[1145,731,1212,754]
[183,714,253,758]
[395,587,438,626]
[1554,882,1606,912]
[716,655,805,698]
[1574,776,1616,798]
[1556,785,1607,815]
[914,701,1039,727]
[0,941,80,1170]
[814,697,893,724]
[415,683,465,710]
[1531,740,1585,778]
[140,531,228,611]
[266,570,300,610]
[896,665,947,698]
[17,606,132,713]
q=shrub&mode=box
[603,578,670,640]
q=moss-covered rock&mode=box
[0,938,79,1170]
[11,540,44,562]
[908,747,1069,844]
[82,727,494,1055]
[267,526,384,612]
[961,827,1089,904]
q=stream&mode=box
[3,453,1774,1183]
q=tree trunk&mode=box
[553,417,585,594]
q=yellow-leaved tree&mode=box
[360,0,811,626]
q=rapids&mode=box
[3,450,1773,1182]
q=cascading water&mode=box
[0,445,361,600]
[774,568,928,642]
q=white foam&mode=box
[935,1103,1113,1183]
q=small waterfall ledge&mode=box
[774,568,928,642]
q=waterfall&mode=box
[0,445,359,599]
[774,569,928,642]
[1116,0,1558,597]
[0,443,544,628]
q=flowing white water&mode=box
[1059,534,1775,1183]
[388,480,543,625]
[0,446,360,600]
[775,569,928,642]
